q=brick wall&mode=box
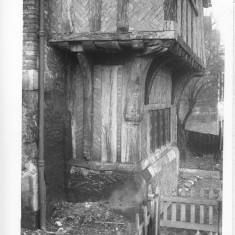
[22,0,68,228]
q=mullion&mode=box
[158,110,162,148]
[150,111,155,152]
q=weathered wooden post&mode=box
[154,188,160,235]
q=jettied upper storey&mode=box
[50,0,211,72]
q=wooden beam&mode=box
[94,41,121,51]
[161,195,219,206]
[160,220,219,233]
[57,42,71,51]
[116,0,129,32]
[177,0,182,36]
[68,158,137,172]
[82,41,98,51]
[77,53,93,160]
[131,40,144,50]
[181,0,187,42]
[50,31,175,42]
[187,1,192,48]
[164,0,177,21]
[89,0,102,32]
[189,0,199,16]
[70,43,84,52]
[61,0,74,33]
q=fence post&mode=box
[136,213,140,235]
[143,205,148,235]
[199,189,205,224]
[208,188,214,225]
[218,200,222,235]
[154,188,160,235]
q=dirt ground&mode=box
[21,152,222,235]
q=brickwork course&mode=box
[22,0,68,229]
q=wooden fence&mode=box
[135,188,222,235]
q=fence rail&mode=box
[135,187,222,235]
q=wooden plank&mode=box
[181,0,187,42]
[200,0,206,64]
[136,213,140,235]
[160,220,219,232]
[154,194,160,235]
[187,1,192,48]
[189,0,199,16]
[143,206,148,235]
[101,66,118,163]
[61,0,74,33]
[77,53,92,160]
[186,1,188,44]
[117,0,129,32]
[163,201,168,221]
[190,204,195,223]
[170,105,177,144]
[209,188,214,225]
[181,202,186,222]
[89,0,102,32]
[70,64,84,159]
[145,104,171,111]
[93,66,102,161]
[161,196,219,206]
[177,0,182,36]
[196,0,200,57]
[68,158,138,172]
[150,111,155,152]
[191,10,194,54]
[110,67,118,163]
[200,189,205,224]
[171,203,177,221]
[116,66,123,163]
[154,111,159,149]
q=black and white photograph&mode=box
[0,0,234,234]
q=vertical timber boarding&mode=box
[175,0,205,63]
[92,65,123,163]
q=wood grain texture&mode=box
[187,1,192,48]
[177,0,182,36]
[116,66,123,162]
[69,65,84,159]
[148,67,172,106]
[71,0,90,33]
[62,0,75,33]
[171,105,177,144]
[77,53,93,160]
[101,0,117,32]
[117,0,129,32]
[164,0,177,21]
[93,65,102,161]
[93,65,123,163]
[101,66,118,162]
[89,0,102,32]
[129,0,164,31]
[181,0,187,43]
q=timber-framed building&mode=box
[22,0,211,229]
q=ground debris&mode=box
[46,200,136,235]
